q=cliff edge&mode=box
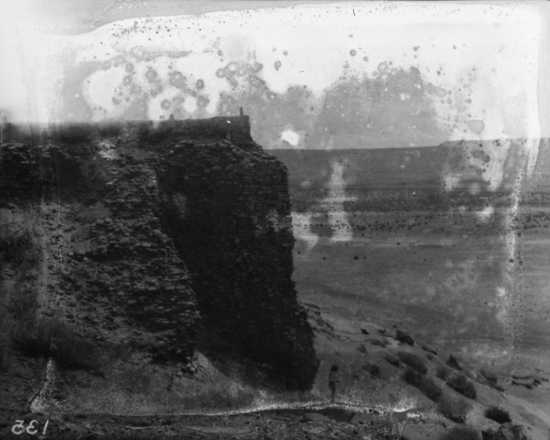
[0,115,319,396]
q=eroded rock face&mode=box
[155,132,318,389]
[0,116,319,390]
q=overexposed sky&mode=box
[0,0,548,149]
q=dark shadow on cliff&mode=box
[153,120,319,391]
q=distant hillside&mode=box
[270,139,550,212]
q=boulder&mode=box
[511,369,538,388]
[482,423,530,440]
[512,377,534,389]
[422,344,437,355]
[512,369,532,380]
[447,354,462,370]
[480,368,497,382]
[395,330,414,346]
[360,327,369,335]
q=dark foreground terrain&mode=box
[0,404,438,440]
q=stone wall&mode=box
[0,115,318,390]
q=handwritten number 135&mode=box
[11,420,49,435]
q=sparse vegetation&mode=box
[440,425,481,440]
[397,351,427,374]
[438,393,471,424]
[485,406,511,424]
[447,374,477,399]
[117,365,153,394]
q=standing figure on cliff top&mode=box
[328,364,340,404]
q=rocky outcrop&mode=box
[482,423,530,440]
[0,115,318,390]
[1,137,199,364]
[422,344,437,355]
[153,118,318,389]
[395,330,414,346]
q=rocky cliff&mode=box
[0,115,318,391]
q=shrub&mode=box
[418,376,442,401]
[362,363,381,378]
[447,375,477,399]
[369,363,381,378]
[436,365,451,381]
[438,393,471,424]
[403,368,442,401]
[397,351,427,374]
[485,406,511,424]
[440,425,481,440]
[403,367,423,387]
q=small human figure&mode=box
[328,364,340,404]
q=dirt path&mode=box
[0,403,443,439]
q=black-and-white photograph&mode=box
[1,1,549,439]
